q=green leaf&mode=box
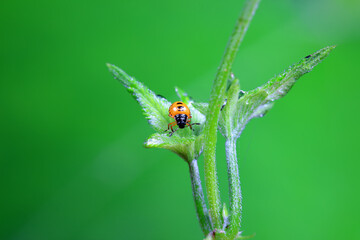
[201,45,336,140]
[192,102,209,116]
[107,63,171,132]
[175,86,191,104]
[262,45,335,102]
[144,133,204,162]
[231,89,269,137]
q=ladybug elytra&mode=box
[165,101,200,137]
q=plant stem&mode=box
[225,138,242,238]
[203,0,260,231]
[189,159,212,236]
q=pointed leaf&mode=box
[107,63,171,132]
[144,133,204,162]
[262,46,335,101]
[223,46,335,139]
[175,86,191,104]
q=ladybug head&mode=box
[175,114,187,129]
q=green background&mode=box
[1,0,360,239]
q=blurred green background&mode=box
[1,0,360,239]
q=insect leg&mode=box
[169,127,179,137]
[188,122,200,131]
[170,123,176,132]
[164,122,176,132]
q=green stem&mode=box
[225,138,242,238]
[203,0,260,231]
[189,159,212,236]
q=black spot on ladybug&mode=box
[305,55,311,59]
[177,106,185,110]
[177,102,182,105]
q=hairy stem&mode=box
[225,138,242,238]
[189,159,212,236]
[203,0,261,231]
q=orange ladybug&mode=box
[165,101,200,136]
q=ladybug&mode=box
[165,101,200,136]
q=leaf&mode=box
[193,46,335,140]
[232,89,270,137]
[230,46,335,138]
[107,63,171,132]
[175,86,191,104]
[144,133,204,162]
[192,102,209,116]
[262,46,335,101]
